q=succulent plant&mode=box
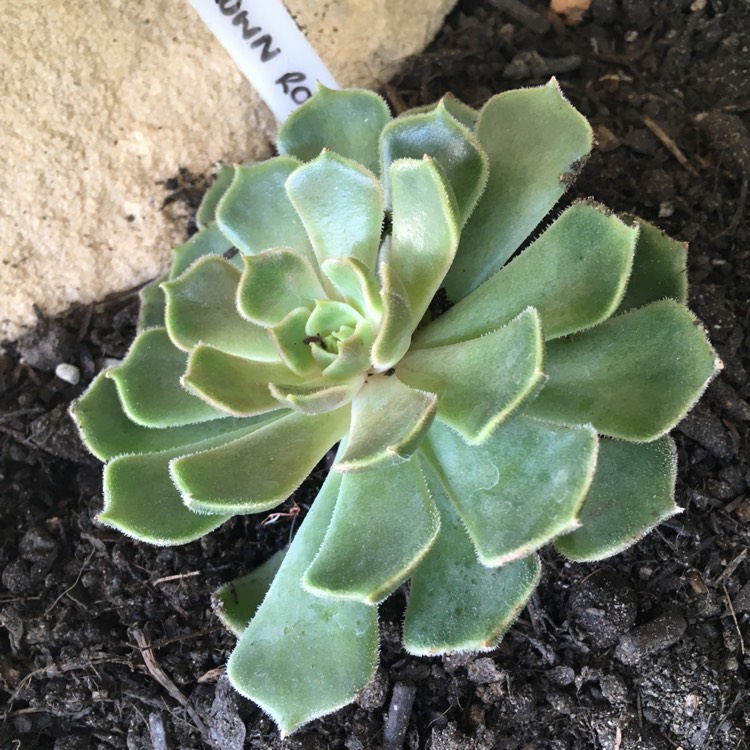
[71,80,719,734]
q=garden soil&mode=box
[1,1,749,748]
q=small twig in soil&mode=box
[383,682,417,750]
[721,582,745,655]
[151,570,201,586]
[132,627,214,746]
[44,548,95,616]
[150,626,224,651]
[148,712,168,750]
[641,116,699,176]
[714,548,748,585]
[198,666,226,684]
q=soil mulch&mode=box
[2,1,749,748]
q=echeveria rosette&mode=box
[70,80,720,735]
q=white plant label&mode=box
[186,0,339,121]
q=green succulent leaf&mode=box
[182,345,299,417]
[370,260,414,371]
[108,328,223,428]
[170,224,235,280]
[137,275,167,332]
[237,248,326,328]
[102,449,232,545]
[381,102,488,226]
[423,417,597,566]
[162,257,278,360]
[444,79,594,301]
[526,299,720,441]
[322,257,383,320]
[268,307,320,377]
[269,378,364,416]
[398,308,544,444]
[335,375,437,472]
[306,299,362,338]
[555,436,679,561]
[316,320,375,382]
[170,407,350,515]
[277,84,390,175]
[616,218,688,314]
[214,547,287,636]
[101,418,282,545]
[304,458,439,604]
[413,202,637,349]
[404,464,541,654]
[70,372,259,461]
[404,94,479,131]
[286,151,384,270]
[389,157,459,327]
[197,165,236,229]
[216,158,315,265]
[228,467,378,736]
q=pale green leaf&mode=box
[216,158,314,265]
[100,419,280,544]
[398,308,544,444]
[617,218,688,314]
[137,275,167,332]
[277,84,390,175]
[322,257,383,320]
[413,202,637,349]
[526,299,720,441]
[444,79,594,301]
[108,328,223,428]
[182,345,301,417]
[317,319,376,382]
[335,375,437,472]
[422,417,597,566]
[555,437,679,561]
[306,299,362,339]
[170,224,235,280]
[286,150,384,269]
[370,260,414,371]
[303,458,439,603]
[269,378,364,416]
[404,464,540,654]
[389,158,459,326]
[197,165,236,229]
[170,407,350,514]
[381,101,488,226]
[303,300,373,382]
[71,372,265,461]
[162,256,278,360]
[214,547,287,636]
[236,248,325,327]
[268,307,320,377]
[228,467,378,735]
[102,448,232,545]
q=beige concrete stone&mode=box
[1,0,455,342]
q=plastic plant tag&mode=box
[186,0,338,120]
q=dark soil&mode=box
[2,1,749,748]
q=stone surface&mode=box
[1,0,455,342]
